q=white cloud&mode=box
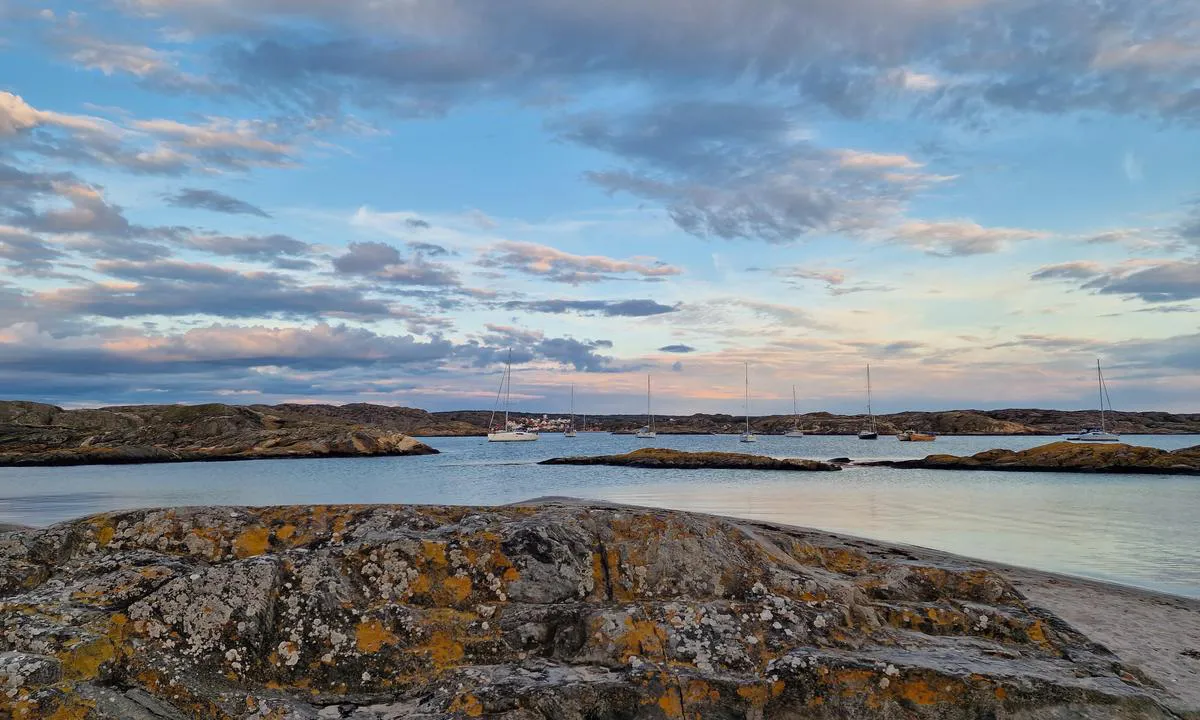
[890,220,1048,257]
[837,150,923,170]
[0,91,111,136]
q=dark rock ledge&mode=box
[0,403,438,467]
[0,500,1189,719]
[540,448,840,471]
[863,440,1200,475]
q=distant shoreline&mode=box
[411,430,1200,437]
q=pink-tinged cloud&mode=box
[478,241,682,284]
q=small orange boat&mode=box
[897,430,936,442]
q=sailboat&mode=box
[1065,359,1120,443]
[564,385,577,438]
[635,375,656,438]
[487,349,538,442]
[740,362,757,443]
[784,385,805,437]
[858,364,879,440]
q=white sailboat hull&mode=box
[739,434,758,443]
[1064,431,1119,442]
[635,429,656,439]
[784,430,805,437]
[564,430,577,438]
[487,431,539,442]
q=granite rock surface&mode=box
[0,501,1182,718]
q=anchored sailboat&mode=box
[858,364,878,440]
[564,385,577,438]
[635,375,656,438]
[740,362,757,443]
[784,385,805,437]
[487,349,538,442]
[1065,359,1119,443]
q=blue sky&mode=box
[0,0,1197,414]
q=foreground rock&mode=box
[866,440,1200,475]
[1,501,1184,719]
[0,401,437,466]
[541,447,840,471]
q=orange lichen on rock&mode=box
[355,618,398,653]
[447,692,484,717]
[439,575,473,604]
[617,618,667,661]
[423,629,465,668]
[232,526,270,558]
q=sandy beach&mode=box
[1001,565,1200,716]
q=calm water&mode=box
[2,434,1198,598]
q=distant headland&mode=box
[2,400,1198,447]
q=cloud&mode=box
[732,300,828,329]
[845,339,928,357]
[38,260,401,320]
[1030,261,1105,281]
[104,0,1200,124]
[333,241,401,273]
[180,233,313,266]
[890,221,1047,256]
[0,91,108,136]
[659,344,695,353]
[1084,260,1200,303]
[131,117,294,170]
[1122,151,1144,183]
[0,227,65,275]
[837,150,923,170]
[1,92,294,176]
[407,241,450,256]
[503,298,678,317]
[478,241,680,284]
[0,322,456,377]
[0,169,178,260]
[166,188,270,217]
[333,241,460,286]
[556,101,940,242]
[465,325,630,372]
[1032,258,1200,303]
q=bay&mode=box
[2,433,1197,598]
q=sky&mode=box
[0,0,1197,415]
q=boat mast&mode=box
[866,364,875,432]
[792,384,799,430]
[1097,358,1105,433]
[569,384,575,430]
[744,362,751,434]
[647,374,654,433]
[488,348,508,432]
[504,347,512,431]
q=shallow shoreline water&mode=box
[2,433,1198,599]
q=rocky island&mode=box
[866,440,1200,475]
[540,448,840,471]
[2,500,1197,718]
[0,401,437,466]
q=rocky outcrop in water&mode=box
[866,440,1200,475]
[0,501,1182,719]
[540,448,840,471]
[0,401,437,466]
